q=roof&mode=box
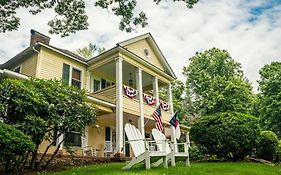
[118,33,177,79]
[49,45,87,62]
[1,33,176,80]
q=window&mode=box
[62,64,70,85]
[13,66,21,73]
[71,68,81,88]
[93,79,101,92]
[64,128,82,147]
[62,63,82,88]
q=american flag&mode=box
[151,105,164,132]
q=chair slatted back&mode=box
[124,123,145,157]
[152,129,171,153]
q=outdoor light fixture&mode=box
[129,73,133,86]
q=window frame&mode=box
[62,63,83,89]
[13,65,22,73]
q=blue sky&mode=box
[0,0,280,91]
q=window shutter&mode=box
[62,63,70,85]
[105,127,111,141]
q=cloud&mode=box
[0,0,280,92]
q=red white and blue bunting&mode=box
[143,94,156,105]
[160,100,170,111]
[123,85,138,99]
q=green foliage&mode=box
[159,80,196,125]
[0,0,199,36]
[183,48,255,116]
[0,78,96,169]
[257,62,281,136]
[256,131,278,161]
[189,145,205,161]
[274,140,281,163]
[75,43,106,59]
[0,122,35,172]
[190,112,260,160]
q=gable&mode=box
[123,38,165,71]
[119,33,176,79]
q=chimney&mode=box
[30,29,50,46]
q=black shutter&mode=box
[105,127,111,141]
[62,63,70,85]
[101,79,106,89]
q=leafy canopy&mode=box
[257,61,281,136]
[183,48,255,115]
[0,0,199,37]
[75,43,106,59]
[0,78,96,168]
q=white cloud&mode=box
[0,0,280,92]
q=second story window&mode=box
[62,63,81,88]
[71,68,81,88]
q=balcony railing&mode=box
[90,85,172,122]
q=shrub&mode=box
[275,140,281,163]
[190,112,260,160]
[256,131,278,161]
[0,122,35,172]
[189,144,205,161]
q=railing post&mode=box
[115,57,123,154]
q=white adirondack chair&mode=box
[123,123,170,170]
[152,128,190,166]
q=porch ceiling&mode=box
[92,61,167,90]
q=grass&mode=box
[44,162,281,175]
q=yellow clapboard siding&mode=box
[38,47,87,89]
[21,54,38,76]
[124,39,165,71]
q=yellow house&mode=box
[0,30,187,158]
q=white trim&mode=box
[0,69,28,80]
[86,95,115,108]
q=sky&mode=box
[0,0,280,92]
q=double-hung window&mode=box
[64,128,82,147]
[62,63,82,88]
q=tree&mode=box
[0,78,96,169]
[0,0,199,37]
[160,80,196,125]
[257,62,281,136]
[183,48,255,116]
[75,43,106,59]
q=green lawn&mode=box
[44,162,281,175]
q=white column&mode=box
[168,83,176,142]
[136,68,144,136]
[57,131,64,150]
[168,83,176,166]
[86,70,91,92]
[81,126,89,148]
[115,57,123,153]
[152,77,159,106]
